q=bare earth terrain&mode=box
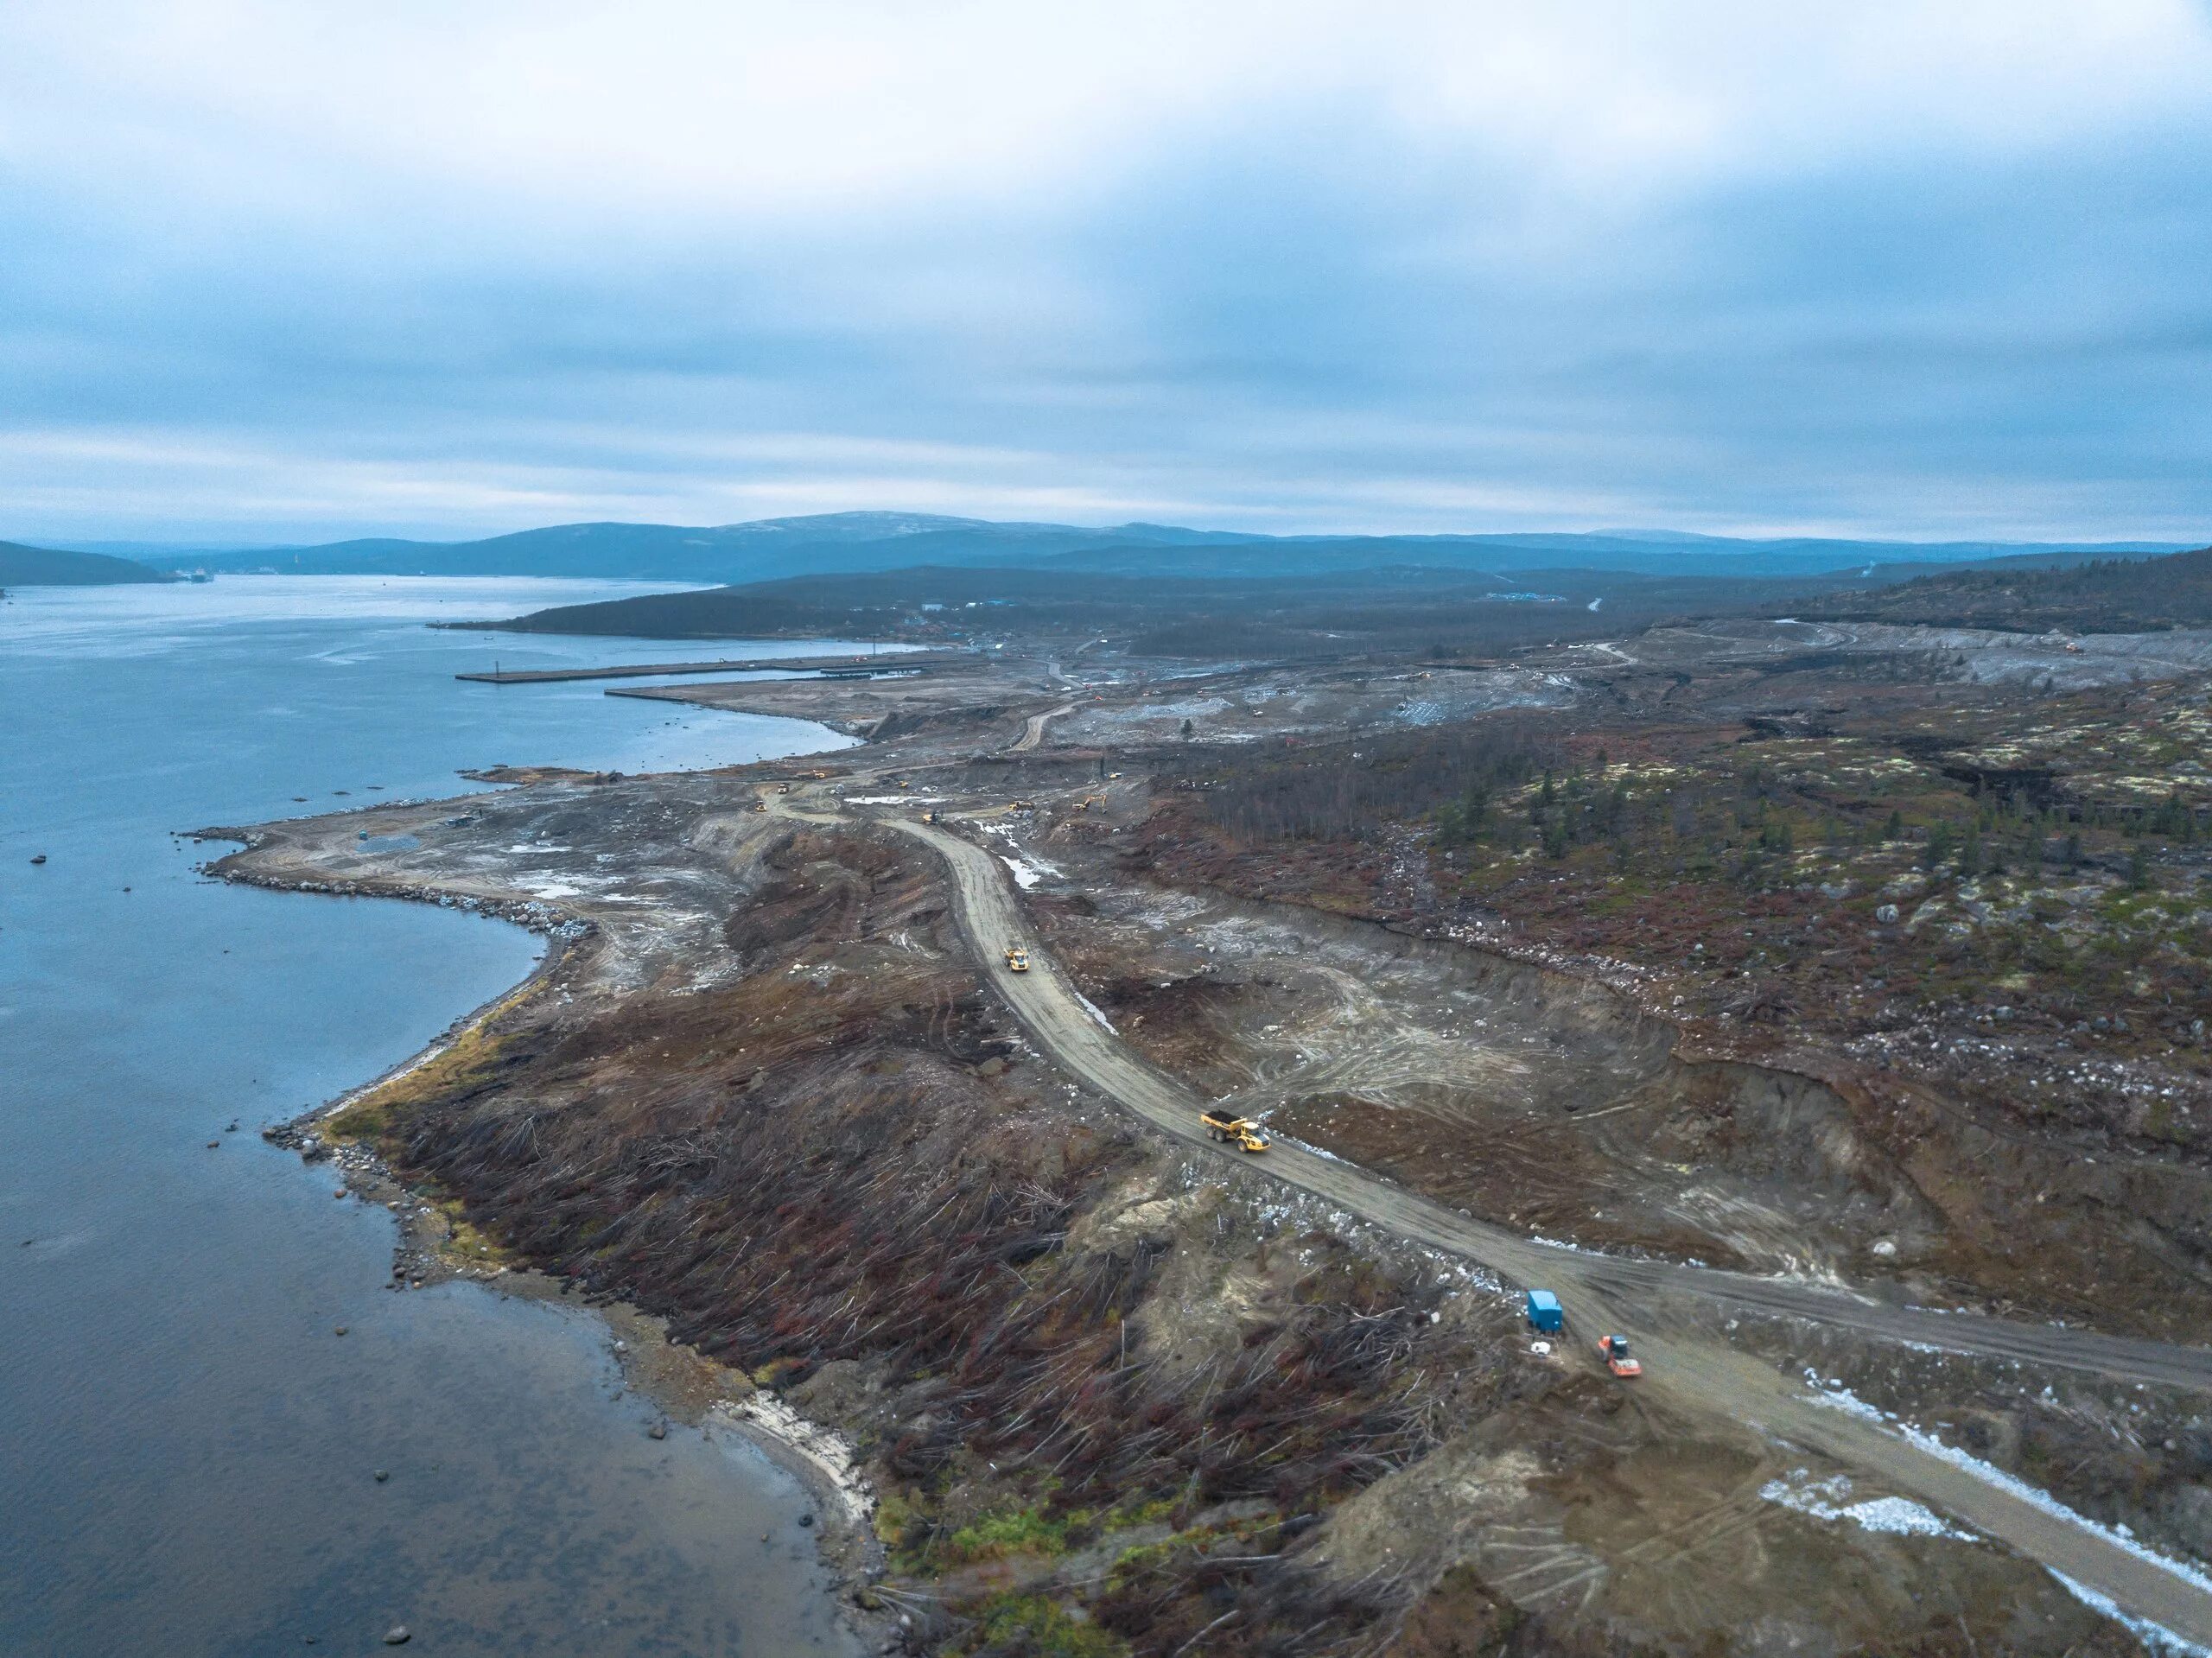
[211,610,2212,1656]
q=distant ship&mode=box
[188,569,213,583]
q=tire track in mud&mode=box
[1211,958,1545,1117]
[882,810,2212,1646]
[1486,1480,1776,1618]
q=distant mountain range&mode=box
[92,511,2197,585]
[0,541,176,587]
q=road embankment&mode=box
[890,810,2212,1649]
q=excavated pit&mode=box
[1025,880,1942,1283]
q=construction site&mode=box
[207,599,2212,1657]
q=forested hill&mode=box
[164,510,2190,585]
[0,541,177,586]
[1805,544,2212,632]
[454,562,1880,657]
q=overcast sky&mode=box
[3,2,2210,543]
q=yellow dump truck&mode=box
[1200,1109,1269,1153]
[921,810,941,824]
[1003,945,1031,973]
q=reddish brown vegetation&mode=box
[348,828,1522,1654]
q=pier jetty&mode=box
[454,651,968,685]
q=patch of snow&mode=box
[1271,1133,1357,1166]
[1761,1471,1974,1540]
[848,795,943,804]
[713,1393,875,1531]
[1896,1424,2212,1601]
[1072,990,1118,1033]
[529,882,582,899]
[1805,1382,1895,1425]
[1808,1388,2212,1609]
[2049,1572,2212,1658]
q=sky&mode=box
[3,1,2210,545]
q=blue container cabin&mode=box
[1524,1289,1563,1332]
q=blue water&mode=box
[0,579,866,1655]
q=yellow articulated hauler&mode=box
[1200,1109,1269,1153]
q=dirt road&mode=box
[889,813,2212,1644]
[1008,702,1076,753]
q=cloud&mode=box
[1,1,2209,541]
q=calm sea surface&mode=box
[0,578,866,1655]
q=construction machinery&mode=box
[921,809,941,824]
[1199,1109,1270,1153]
[775,782,791,795]
[1003,945,1031,973]
[749,799,768,813]
[1598,1335,1642,1378]
[1524,1290,1563,1333]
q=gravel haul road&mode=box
[1007,702,1077,753]
[889,812,2212,1646]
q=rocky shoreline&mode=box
[204,831,904,1654]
